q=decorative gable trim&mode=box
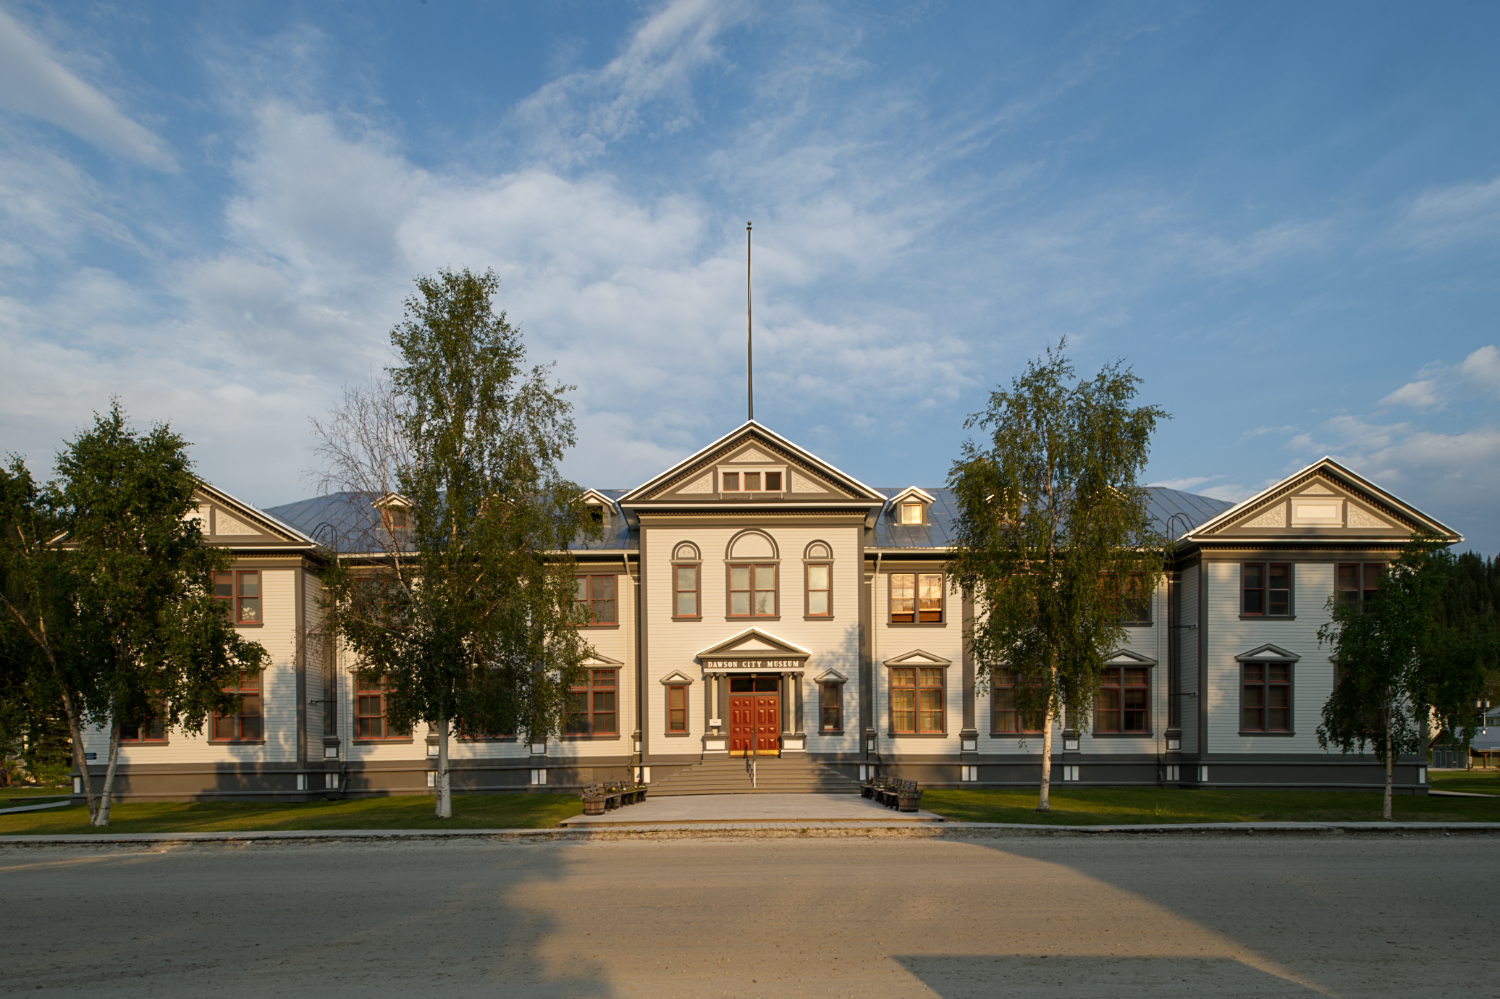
[1106,649,1158,667]
[1235,643,1301,663]
[883,648,953,667]
[697,628,812,666]
[584,652,625,666]
[812,668,849,685]
[192,480,319,547]
[659,669,695,686]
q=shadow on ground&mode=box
[896,955,1324,998]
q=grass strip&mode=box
[921,786,1500,825]
[0,792,582,836]
[1427,769,1500,795]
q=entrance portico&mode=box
[696,629,811,758]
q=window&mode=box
[674,564,699,618]
[575,574,616,625]
[820,684,842,732]
[720,470,782,492]
[119,707,166,743]
[890,573,943,623]
[212,670,263,741]
[666,685,688,734]
[899,502,923,525]
[992,670,1043,734]
[890,666,945,734]
[212,570,262,625]
[1120,573,1151,625]
[382,505,409,531]
[355,675,406,740]
[728,564,777,617]
[1242,563,1292,616]
[806,563,831,617]
[721,471,738,491]
[1095,666,1149,734]
[1336,563,1381,608]
[1242,663,1291,733]
[565,669,617,736]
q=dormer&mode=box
[581,489,616,529]
[888,487,936,526]
[372,493,412,533]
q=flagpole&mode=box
[746,220,753,423]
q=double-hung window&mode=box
[806,563,831,617]
[120,704,166,744]
[1242,563,1292,616]
[1336,563,1381,608]
[992,670,1043,735]
[666,684,688,734]
[728,564,777,617]
[1120,573,1151,625]
[355,675,406,740]
[213,570,262,625]
[890,573,943,623]
[819,684,842,732]
[566,669,618,736]
[1095,666,1149,734]
[674,564,699,618]
[575,574,617,625]
[890,667,945,734]
[1242,663,1292,733]
[212,670,263,741]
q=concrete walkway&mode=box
[560,791,945,826]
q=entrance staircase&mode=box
[650,756,863,796]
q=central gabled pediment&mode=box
[619,421,886,508]
[697,628,812,664]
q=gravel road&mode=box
[0,832,1491,998]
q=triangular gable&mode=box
[883,648,954,667]
[1235,643,1301,663]
[812,668,849,685]
[584,652,625,666]
[619,421,886,506]
[888,486,937,507]
[658,669,695,685]
[580,489,617,508]
[1187,457,1460,543]
[697,628,812,661]
[193,480,318,547]
[1106,649,1158,667]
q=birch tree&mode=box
[319,268,599,819]
[0,406,268,825]
[1318,538,1497,819]
[948,342,1167,811]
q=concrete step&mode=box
[651,757,863,796]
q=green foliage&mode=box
[324,268,599,757]
[948,341,1168,741]
[0,404,269,824]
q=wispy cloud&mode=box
[1380,344,1500,410]
[0,8,176,171]
[1396,174,1500,251]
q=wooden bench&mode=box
[868,778,921,811]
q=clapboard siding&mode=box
[1206,561,1336,755]
[874,569,964,758]
[1180,563,1200,756]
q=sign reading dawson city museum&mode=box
[706,659,804,670]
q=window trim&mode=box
[211,669,265,743]
[562,668,621,740]
[672,560,702,621]
[887,664,948,736]
[1336,562,1383,610]
[1239,661,1295,736]
[1093,664,1152,737]
[664,682,690,737]
[1119,573,1153,627]
[574,572,620,629]
[725,562,779,620]
[212,569,265,628]
[803,552,834,620]
[990,670,1044,737]
[1240,562,1295,619]
[119,705,168,745]
[897,501,925,526]
[718,466,786,494]
[887,571,945,626]
[818,682,843,734]
[353,674,411,742]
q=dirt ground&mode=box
[0,831,1491,997]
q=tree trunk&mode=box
[1382,723,1394,821]
[435,717,452,819]
[92,714,121,827]
[1037,705,1054,812]
[60,688,98,823]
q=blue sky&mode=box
[1,1,1497,551]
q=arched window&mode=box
[804,541,833,619]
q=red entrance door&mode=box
[728,676,780,755]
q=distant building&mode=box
[75,421,1457,801]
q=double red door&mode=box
[728,676,780,755]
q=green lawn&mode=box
[1428,769,1500,795]
[921,786,1500,825]
[0,792,582,836]
[2,787,72,804]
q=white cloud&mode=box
[1146,475,1220,490]
[1397,174,1500,251]
[1380,378,1441,409]
[1459,344,1500,396]
[0,8,176,171]
[1378,344,1500,410]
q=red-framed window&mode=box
[212,670,263,741]
[120,704,166,744]
[1120,573,1151,624]
[890,573,943,623]
[806,563,831,617]
[720,470,782,492]
[575,574,616,625]
[666,684,688,733]
[1336,563,1381,608]
[1096,666,1149,734]
[674,564,699,618]
[565,669,618,736]
[1242,563,1291,616]
[728,564,777,617]
[355,675,406,740]
[992,670,1044,735]
[1242,663,1292,732]
[212,570,262,625]
[891,667,945,734]
[820,683,842,732]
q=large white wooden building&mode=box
[75,421,1456,800]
